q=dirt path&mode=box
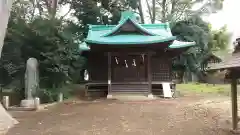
[6,96,234,135]
[0,104,18,135]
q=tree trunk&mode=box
[146,0,153,22]
[161,0,167,22]
[138,0,145,24]
[50,0,57,19]
[152,0,156,23]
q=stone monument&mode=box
[21,58,39,108]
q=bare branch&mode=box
[36,1,43,16]
[43,0,51,15]
[60,8,71,20]
[173,4,189,22]
[145,0,153,22]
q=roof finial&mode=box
[119,10,140,23]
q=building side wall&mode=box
[151,55,172,82]
[88,53,108,82]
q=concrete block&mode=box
[2,96,9,109]
[58,93,63,102]
[34,97,40,110]
[107,94,113,99]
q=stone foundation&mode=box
[20,99,35,108]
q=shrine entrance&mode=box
[80,11,196,97]
[112,54,147,82]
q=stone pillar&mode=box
[58,92,63,102]
[34,97,40,110]
[21,58,39,108]
[2,96,9,109]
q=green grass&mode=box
[176,83,230,94]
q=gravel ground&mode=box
[5,95,235,135]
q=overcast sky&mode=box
[205,0,240,48]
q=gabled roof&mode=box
[211,50,232,61]
[85,22,175,45]
[84,11,175,45]
[208,53,240,70]
[200,52,222,64]
[207,38,240,70]
[79,11,196,50]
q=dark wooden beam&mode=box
[108,52,112,95]
[231,77,238,131]
[147,51,152,95]
[104,51,156,56]
[89,41,172,51]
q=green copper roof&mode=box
[85,22,174,44]
[79,42,90,51]
[169,40,195,49]
[79,40,195,51]
[80,11,195,50]
[87,34,176,45]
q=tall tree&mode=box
[1,0,85,89]
[71,0,143,36]
[171,15,212,82]
[145,0,224,23]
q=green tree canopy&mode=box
[0,0,85,88]
[208,25,231,50]
[171,15,212,82]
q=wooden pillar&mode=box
[107,52,112,97]
[231,77,238,131]
[147,51,152,96]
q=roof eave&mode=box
[85,36,176,45]
[79,42,90,51]
[168,41,196,49]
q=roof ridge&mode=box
[88,22,171,31]
[102,18,158,37]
